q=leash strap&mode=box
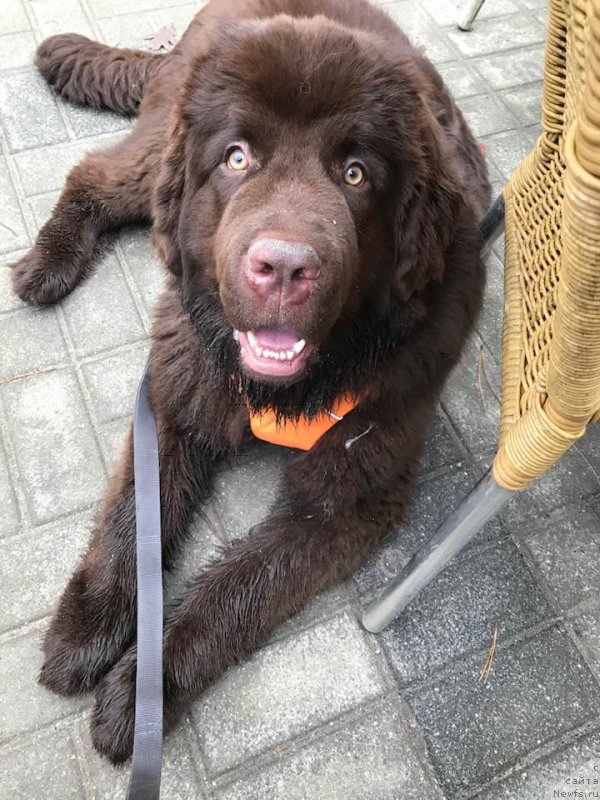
[126,363,163,800]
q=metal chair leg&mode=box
[458,0,488,31]
[481,193,505,257]
[361,470,512,633]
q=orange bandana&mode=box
[249,394,360,450]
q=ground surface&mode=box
[1,0,600,798]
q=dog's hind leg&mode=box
[12,127,160,306]
[36,33,163,116]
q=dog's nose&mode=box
[245,238,320,305]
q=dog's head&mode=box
[153,15,464,386]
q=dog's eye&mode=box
[343,162,366,187]
[226,146,250,172]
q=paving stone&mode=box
[152,4,200,32]
[97,416,130,470]
[92,0,196,18]
[577,424,600,475]
[0,306,66,380]
[0,31,38,70]
[27,189,59,231]
[572,610,600,680]
[501,449,600,529]
[13,132,125,195]
[0,728,83,800]
[192,613,387,775]
[441,333,501,461]
[483,129,534,179]
[475,45,546,90]
[447,14,545,58]
[0,630,89,740]
[421,0,520,27]
[476,250,504,362]
[78,718,204,799]
[419,410,464,476]
[0,0,30,36]
[379,538,551,686]
[63,104,131,139]
[407,626,600,794]
[0,259,28,312]
[0,157,30,254]
[97,13,158,49]
[0,69,68,151]
[459,94,517,138]
[477,730,600,799]
[28,0,95,38]
[81,343,150,424]
[354,462,507,595]
[166,516,224,601]
[500,82,544,127]
[438,61,488,99]
[218,698,444,800]
[0,439,20,539]
[0,510,91,633]
[61,253,146,356]
[204,440,293,542]
[1,369,105,524]
[117,226,166,315]
[516,506,600,611]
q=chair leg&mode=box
[457,0,488,31]
[361,470,513,633]
[481,193,505,257]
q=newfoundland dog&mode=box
[12,0,490,763]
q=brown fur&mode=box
[12,0,490,764]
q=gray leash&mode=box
[127,363,163,800]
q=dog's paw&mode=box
[91,650,137,765]
[40,633,115,696]
[12,248,79,306]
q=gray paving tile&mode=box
[0,510,91,632]
[0,69,69,151]
[0,31,37,70]
[218,698,444,800]
[63,104,131,139]
[408,626,600,793]
[475,45,546,90]
[0,728,83,800]
[572,610,600,680]
[97,416,130,470]
[0,306,66,380]
[28,0,95,38]
[92,0,197,18]
[0,630,88,740]
[458,94,516,138]
[0,259,28,312]
[0,0,30,36]
[500,82,544,127]
[117,226,166,315]
[61,253,146,356]
[354,463,506,595]
[379,538,551,686]
[419,410,464,476]
[151,4,199,32]
[438,61,487,99]
[97,13,158,49]
[13,132,125,195]
[81,343,150,424]
[476,250,504,361]
[0,157,30,254]
[477,730,600,799]
[0,439,20,539]
[421,0,520,27]
[192,613,387,775]
[78,718,204,799]
[447,14,545,57]
[1,369,105,524]
[516,506,600,611]
[483,129,534,179]
[27,190,59,232]
[577,424,600,475]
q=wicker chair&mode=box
[363,0,600,632]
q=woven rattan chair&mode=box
[362,0,600,632]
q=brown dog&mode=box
[12,0,490,763]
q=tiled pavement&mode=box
[1,0,600,797]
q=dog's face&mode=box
[153,16,462,385]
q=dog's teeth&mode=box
[293,339,306,355]
[286,350,294,360]
[247,330,257,348]
[255,345,263,357]
[233,330,240,342]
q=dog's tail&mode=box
[36,33,163,117]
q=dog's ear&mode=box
[393,107,463,301]
[151,105,189,276]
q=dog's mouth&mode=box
[234,327,314,380]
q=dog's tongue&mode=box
[253,327,300,348]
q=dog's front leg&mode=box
[91,398,433,763]
[40,418,227,697]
